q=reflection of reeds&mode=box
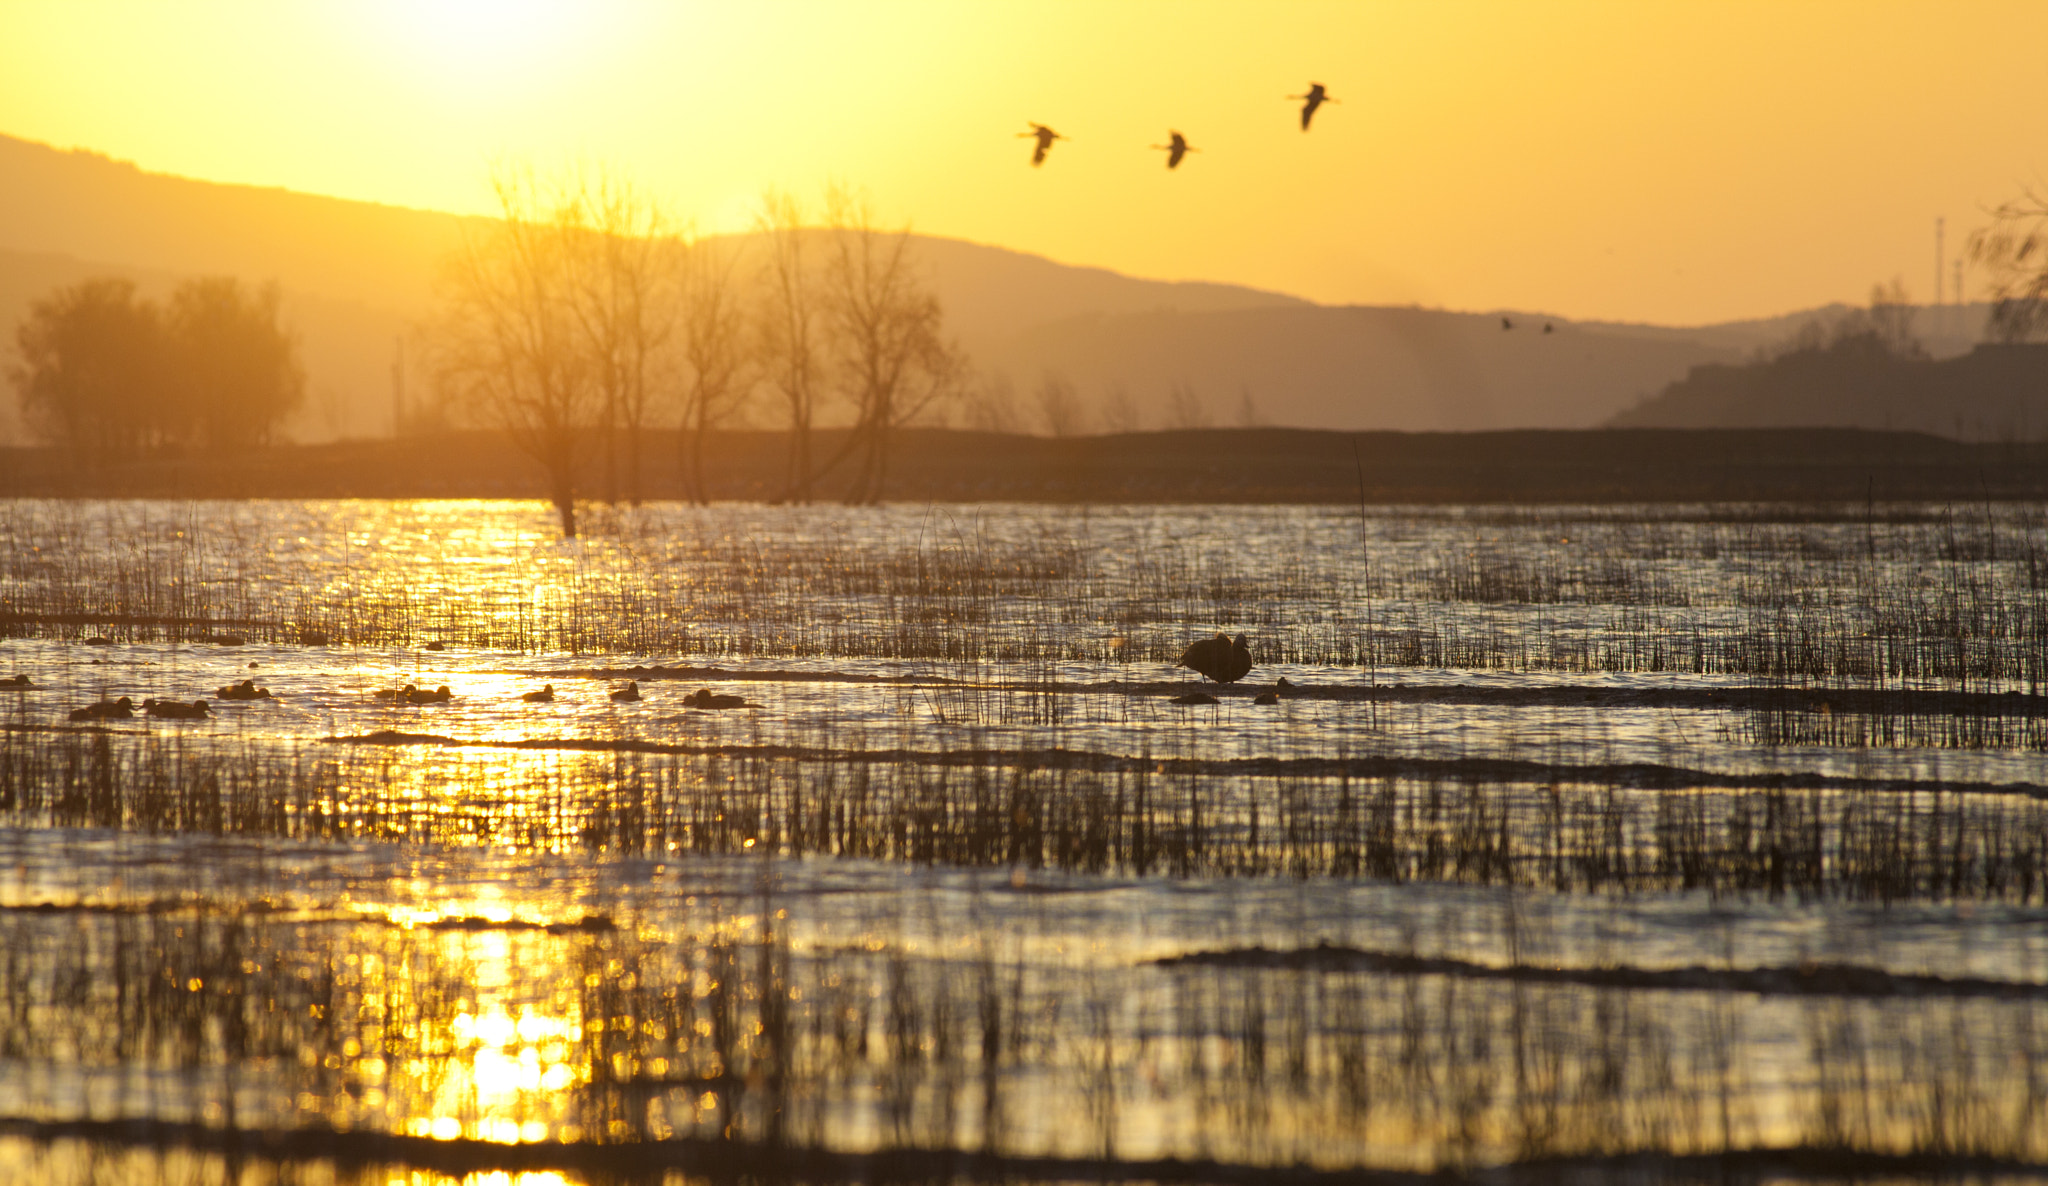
[6,730,2044,902]
[0,905,2042,1173]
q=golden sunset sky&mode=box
[2,0,2043,324]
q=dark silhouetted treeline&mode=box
[7,275,303,460]
[3,425,2043,504]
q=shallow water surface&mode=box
[1,498,2046,1182]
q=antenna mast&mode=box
[1934,217,1945,308]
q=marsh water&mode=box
[1,498,2046,1184]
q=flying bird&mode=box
[1152,130,1197,169]
[1288,82,1338,130]
[1178,632,1254,684]
[1019,123,1065,166]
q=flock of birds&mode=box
[50,673,754,720]
[1021,81,1337,170]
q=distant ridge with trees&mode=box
[1611,338,2048,441]
[2,132,2001,447]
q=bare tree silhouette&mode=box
[677,235,751,505]
[1101,382,1143,434]
[964,372,1021,433]
[818,188,963,503]
[566,173,672,505]
[1034,372,1083,437]
[754,190,827,503]
[1234,385,1263,428]
[1866,277,1920,356]
[433,169,598,537]
[1970,188,2048,343]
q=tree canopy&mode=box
[9,275,304,459]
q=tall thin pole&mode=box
[391,337,405,437]
[1935,217,1945,307]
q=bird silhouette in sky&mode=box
[1288,82,1338,130]
[1019,123,1065,166]
[1152,130,1197,169]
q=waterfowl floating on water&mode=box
[215,679,271,700]
[143,698,209,719]
[521,685,555,703]
[373,683,452,705]
[684,688,751,710]
[69,696,133,721]
[610,681,642,703]
[0,675,31,688]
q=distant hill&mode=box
[0,134,1306,442]
[983,306,1744,432]
[0,131,1989,445]
[1610,337,2048,441]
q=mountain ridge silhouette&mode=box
[0,132,1991,444]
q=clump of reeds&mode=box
[6,729,2044,903]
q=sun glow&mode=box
[385,0,575,84]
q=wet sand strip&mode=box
[1154,942,2048,1001]
[323,729,2048,800]
[2,1116,2044,1184]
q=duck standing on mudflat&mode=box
[1177,632,1254,684]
